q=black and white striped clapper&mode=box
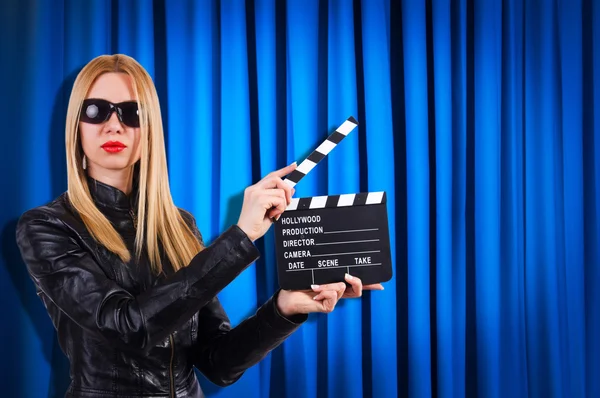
[275,116,393,289]
[283,116,359,188]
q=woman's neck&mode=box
[87,166,135,195]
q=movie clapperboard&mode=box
[274,117,393,290]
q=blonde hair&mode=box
[65,54,203,274]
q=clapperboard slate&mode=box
[274,192,393,290]
[273,116,393,290]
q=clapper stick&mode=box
[283,116,359,190]
[274,116,361,282]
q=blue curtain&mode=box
[1,0,598,397]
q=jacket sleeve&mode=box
[192,292,307,387]
[15,207,260,353]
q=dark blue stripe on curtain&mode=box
[1,0,599,397]
[500,1,528,397]
[525,1,564,396]
[387,0,410,397]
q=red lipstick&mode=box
[101,141,127,153]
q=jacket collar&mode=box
[87,174,139,211]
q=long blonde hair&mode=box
[65,54,203,274]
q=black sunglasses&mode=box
[80,98,140,128]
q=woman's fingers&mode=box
[311,282,346,300]
[312,276,385,300]
[277,277,384,317]
[261,189,287,206]
[363,284,384,291]
[271,162,298,178]
[258,163,297,203]
[237,163,297,241]
[261,190,287,220]
[343,273,363,297]
[258,176,294,204]
[312,290,340,313]
[263,195,287,219]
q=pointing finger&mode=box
[271,162,297,179]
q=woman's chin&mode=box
[91,160,136,173]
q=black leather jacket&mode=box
[16,177,306,397]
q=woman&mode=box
[16,54,380,397]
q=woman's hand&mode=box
[276,274,385,317]
[237,162,297,241]
[276,282,347,316]
[340,273,384,298]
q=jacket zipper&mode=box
[169,334,175,398]
[130,206,174,396]
[129,208,138,230]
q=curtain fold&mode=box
[1,0,598,397]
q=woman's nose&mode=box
[104,110,124,133]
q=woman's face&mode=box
[80,72,142,178]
